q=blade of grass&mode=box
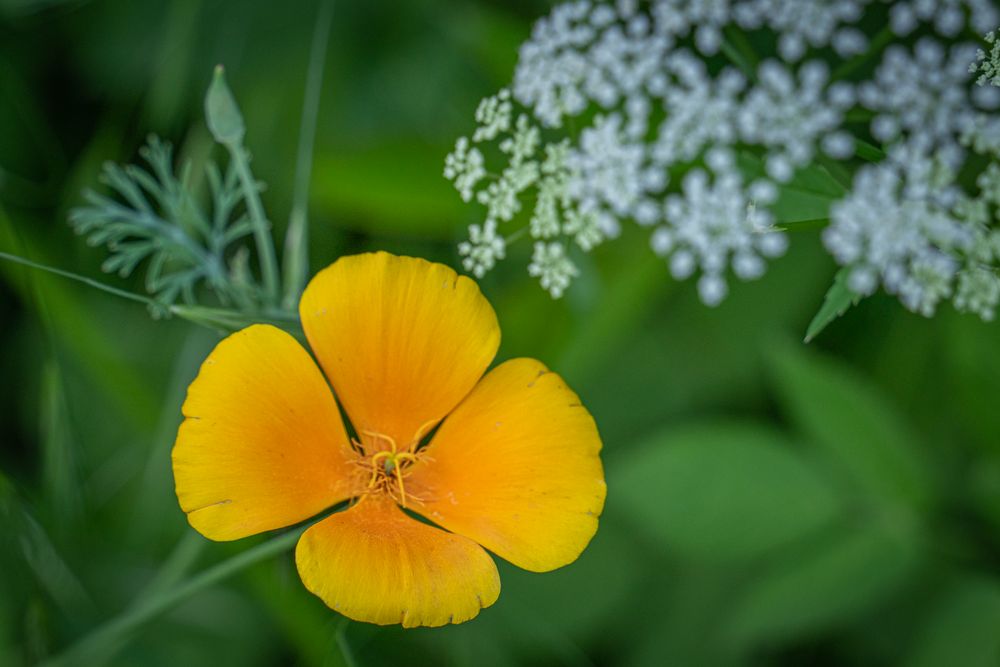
[39,361,84,526]
[39,527,304,667]
[283,0,335,309]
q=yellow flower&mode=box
[172,252,606,628]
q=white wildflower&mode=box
[954,266,1000,320]
[859,39,979,149]
[444,0,1000,315]
[738,60,850,182]
[528,241,578,298]
[444,137,486,203]
[458,219,506,278]
[531,179,563,239]
[567,113,653,217]
[500,114,541,166]
[824,142,974,316]
[652,60,743,165]
[735,0,867,61]
[971,31,1000,87]
[473,89,513,142]
[651,158,786,306]
[477,160,539,223]
[890,0,998,37]
[563,207,605,250]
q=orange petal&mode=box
[299,252,500,451]
[407,358,606,572]
[173,325,363,541]
[295,495,500,627]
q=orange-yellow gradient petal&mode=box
[295,495,500,628]
[299,252,500,450]
[173,325,362,541]
[407,358,606,572]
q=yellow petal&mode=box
[299,252,500,450]
[295,495,500,628]
[407,358,606,572]
[173,325,363,541]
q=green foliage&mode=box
[766,340,931,509]
[724,522,921,647]
[2,2,1000,667]
[615,421,842,562]
[906,576,1000,667]
[805,266,862,342]
[69,136,258,311]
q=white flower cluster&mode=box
[651,148,787,305]
[858,39,982,151]
[444,0,1000,320]
[888,0,998,38]
[971,31,1000,88]
[825,137,1000,320]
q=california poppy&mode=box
[172,252,606,627]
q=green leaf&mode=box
[723,521,921,648]
[766,341,931,510]
[906,575,1000,667]
[310,142,466,239]
[39,361,83,524]
[204,65,246,146]
[169,304,300,336]
[0,481,95,619]
[805,266,862,343]
[614,421,843,563]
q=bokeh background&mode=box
[2,1,1000,665]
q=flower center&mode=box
[356,431,421,507]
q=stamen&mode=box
[359,432,423,507]
[409,418,439,452]
[363,430,398,453]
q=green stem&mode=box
[0,251,298,334]
[0,251,156,306]
[229,144,281,305]
[138,530,207,600]
[283,0,334,309]
[40,528,303,667]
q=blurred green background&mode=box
[2,1,1000,665]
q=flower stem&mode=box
[283,0,334,309]
[40,528,303,667]
[229,144,281,305]
[0,251,156,306]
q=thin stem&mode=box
[0,251,157,306]
[229,144,281,305]
[137,530,206,601]
[40,528,303,667]
[0,251,298,334]
[283,0,334,309]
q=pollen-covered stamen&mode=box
[357,431,423,508]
